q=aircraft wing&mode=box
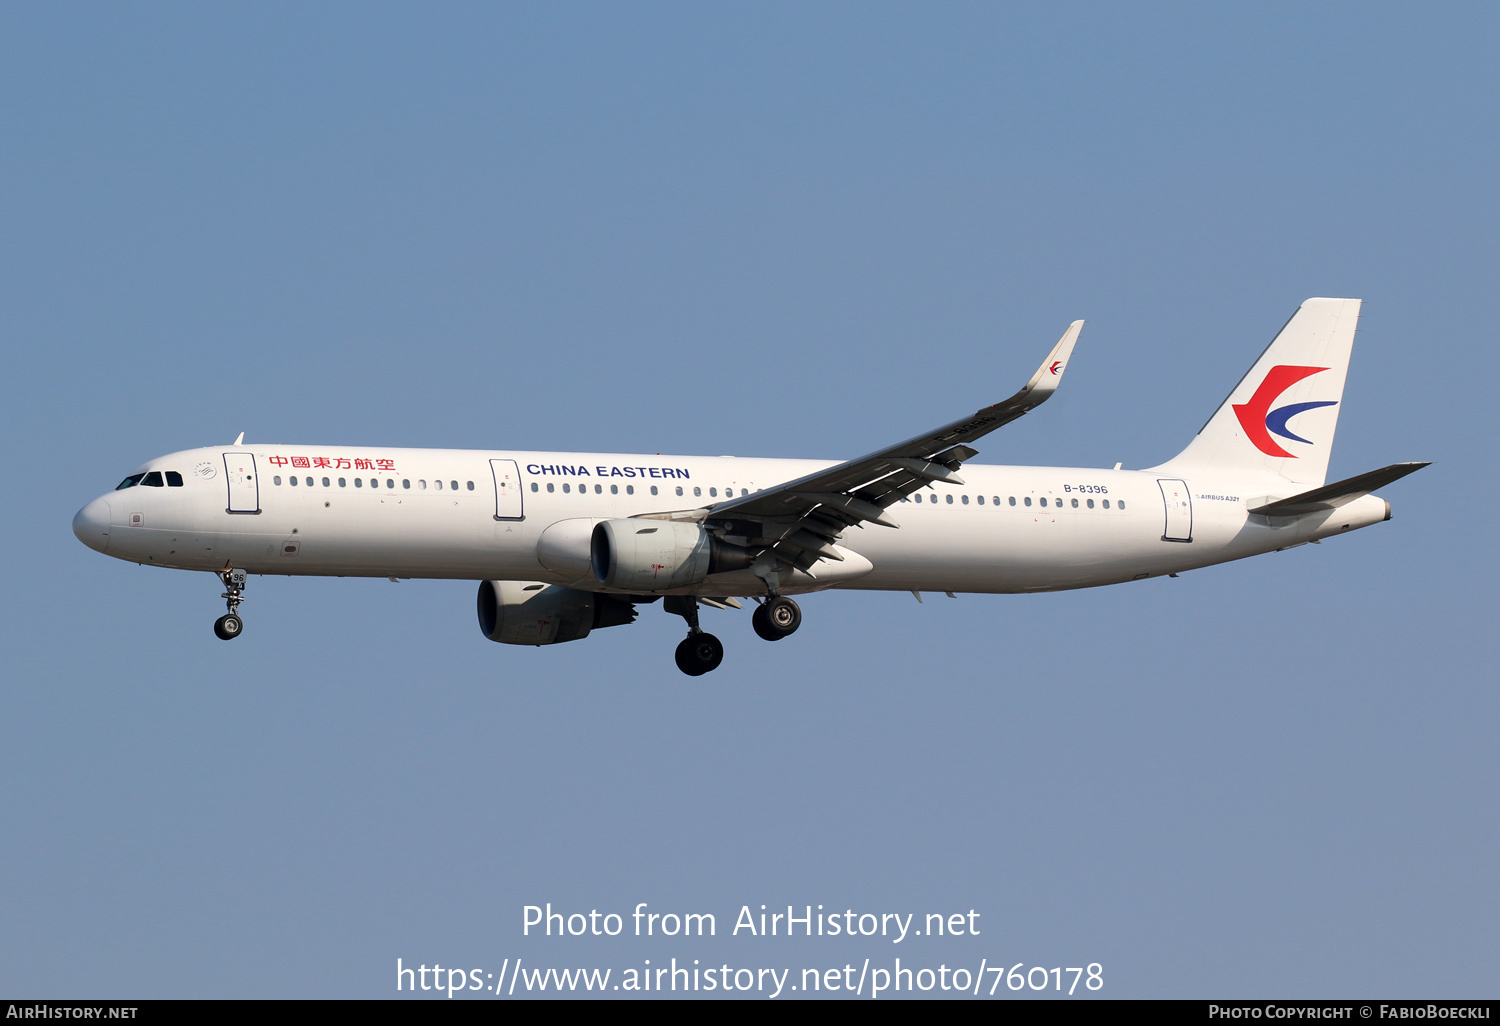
[699,320,1083,573]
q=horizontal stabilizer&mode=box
[1247,462,1429,517]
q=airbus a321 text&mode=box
[74,298,1425,675]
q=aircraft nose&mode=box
[73,496,112,553]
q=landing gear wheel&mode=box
[753,597,801,641]
[216,569,247,640]
[675,632,724,676]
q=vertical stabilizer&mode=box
[1151,298,1361,488]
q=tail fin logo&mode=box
[1232,365,1338,458]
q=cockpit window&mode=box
[165,471,184,487]
[140,471,164,487]
[115,473,145,490]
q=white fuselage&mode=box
[73,444,1391,595]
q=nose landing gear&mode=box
[214,568,247,640]
[664,596,724,676]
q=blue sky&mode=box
[2,3,1495,998]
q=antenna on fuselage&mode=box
[233,432,245,446]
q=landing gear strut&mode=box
[665,596,723,676]
[214,568,247,641]
[752,596,801,641]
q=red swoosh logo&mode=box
[1232,365,1328,458]
[1049,361,1062,376]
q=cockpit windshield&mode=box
[114,470,184,490]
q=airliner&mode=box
[73,298,1425,675]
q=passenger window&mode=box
[1039,496,1046,507]
[274,475,283,486]
[595,484,602,494]
[627,485,635,495]
[694,487,702,497]
[165,471,184,487]
[339,478,346,487]
[1101,499,1109,508]
[418,480,426,490]
[289,476,298,487]
[610,484,618,494]
[403,479,410,489]
[676,486,683,496]
[530,482,538,492]
[1118,500,1126,510]
[1008,496,1016,506]
[1071,498,1079,508]
[709,488,717,497]
[323,477,331,487]
[115,474,145,490]
[304,477,312,486]
[562,483,570,493]
[1024,496,1032,507]
[547,483,555,493]
[1086,498,1094,508]
[384,479,393,489]
[467,481,474,490]
[741,489,748,496]
[452,481,459,491]
[977,495,984,505]
[354,477,362,488]
[141,471,164,487]
[962,494,969,505]
[370,479,378,488]
[435,479,443,490]
[946,494,953,504]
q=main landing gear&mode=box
[665,594,805,675]
[752,596,801,642]
[214,568,247,640]
[665,596,723,676]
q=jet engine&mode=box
[590,519,751,591]
[477,580,637,646]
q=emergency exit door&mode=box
[490,459,524,521]
[1157,478,1192,542]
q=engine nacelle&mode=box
[590,519,751,592]
[476,580,637,646]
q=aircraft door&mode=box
[1157,478,1192,542]
[223,453,261,514]
[490,459,524,521]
